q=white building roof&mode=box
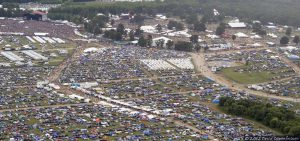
[228,22,246,28]
[152,36,171,42]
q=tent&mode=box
[235,32,248,38]
[228,22,246,28]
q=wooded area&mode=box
[46,0,300,26]
[219,97,300,136]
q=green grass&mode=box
[221,67,277,84]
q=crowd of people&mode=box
[0,18,75,38]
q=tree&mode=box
[114,32,122,41]
[252,22,262,33]
[293,35,300,45]
[131,14,145,25]
[186,14,198,24]
[167,20,184,31]
[194,22,206,32]
[167,20,177,30]
[270,117,279,128]
[138,36,147,47]
[218,97,300,135]
[166,40,174,49]
[135,26,143,36]
[203,44,209,52]
[288,126,300,136]
[200,15,208,23]
[174,41,193,51]
[117,24,125,35]
[286,27,292,36]
[110,19,115,26]
[231,35,236,41]
[93,25,102,35]
[129,30,135,41]
[257,29,267,36]
[280,36,289,45]
[195,44,201,52]
[216,24,226,35]
[147,35,153,47]
[175,22,184,31]
[156,24,162,33]
[190,35,199,44]
[155,39,165,48]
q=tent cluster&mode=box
[60,46,192,83]
[250,77,300,97]
[0,66,54,88]
[206,49,295,79]
[0,103,204,140]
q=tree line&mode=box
[200,0,300,26]
[0,3,24,17]
[219,97,300,136]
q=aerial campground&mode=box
[0,0,299,140]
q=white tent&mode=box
[235,32,249,38]
[206,34,219,39]
[268,33,278,38]
[84,47,99,53]
[228,22,246,28]
[152,36,172,47]
[250,35,262,39]
[280,46,298,52]
[140,25,156,33]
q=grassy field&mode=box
[221,67,277,84]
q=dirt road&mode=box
[191,52,300,103]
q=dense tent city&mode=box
[0,0,299,140]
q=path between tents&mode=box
[56,85,217,140]
[0,103,92,112]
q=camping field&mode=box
[221,67,277,84]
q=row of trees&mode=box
[280,35,300,45]
[252,23,267,36]
[103,23,129,41]
[84,15,108,35]
[136,34,198,52]
[219,97,300,136]
[200,0,300,26]
[167,20,184,31]
[137,35,174,49]
[47,0,208,28]
[0,3,25,17]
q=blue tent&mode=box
[212,99,220,104]
[288,55,300,60]
[201,134,209,140]
[143,129,153,136]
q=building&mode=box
[23,11,47,21]
[152,37,172,48]
[228,22,247,28]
